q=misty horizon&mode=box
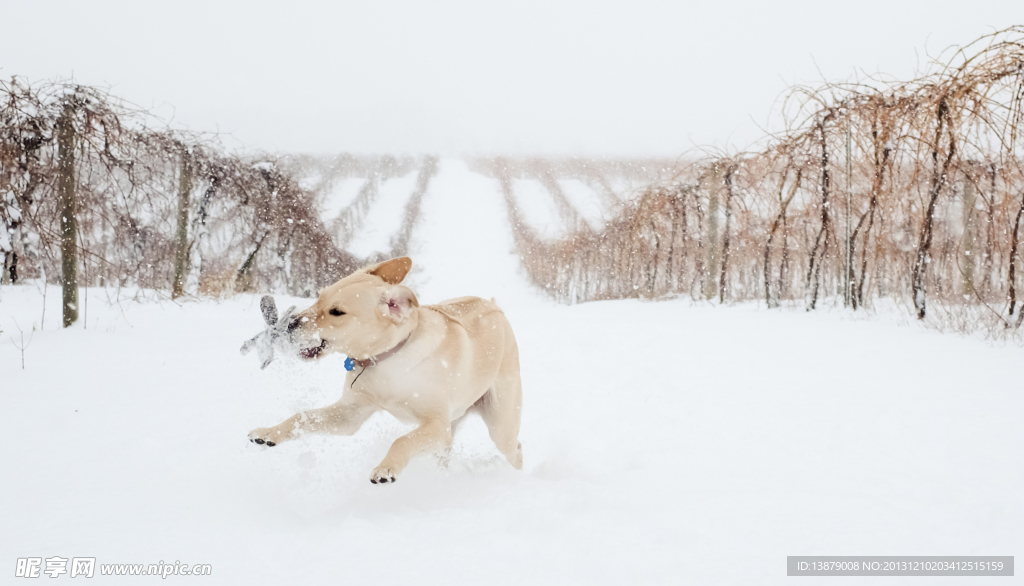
[2,0,1018,156]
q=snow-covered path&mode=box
[405,159,541,304]
[2,159,1022,584]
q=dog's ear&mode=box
[365,257,412,284]
[379,285,419,325]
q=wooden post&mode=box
[172,150,193,298]
[960,165,977,295]
[718,165,735,303]
[844,125,852,307]
[704,165,720,300]
[57,102,78,328]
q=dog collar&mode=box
[344,335,411,372]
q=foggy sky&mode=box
[2,0,1019,156]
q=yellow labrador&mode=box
[248,257,523,483]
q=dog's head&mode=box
[291,257,419,360]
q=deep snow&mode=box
[1,159,1021,584]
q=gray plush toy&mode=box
[240,295,298,369]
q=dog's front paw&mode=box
[370,466,397,484]
[248,427,281,447]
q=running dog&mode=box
[248,257,523,484]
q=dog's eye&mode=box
[328,308,345,317]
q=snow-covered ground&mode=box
[605,174,647,201]
[347,173,418,259]
[511,178,568,239]
[2,159,1022,584]
[558,178,607,230]
[317,177,366,222]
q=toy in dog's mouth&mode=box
[298,338,327,360]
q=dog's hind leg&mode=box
[478,325,523,469]
[478,382,523,469]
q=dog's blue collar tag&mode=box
[344,356,356,371]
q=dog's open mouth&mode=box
[298,339,327,360]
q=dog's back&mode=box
[424,296,503,327]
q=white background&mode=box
[3,0,1019,155]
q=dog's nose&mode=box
[287,315,303,332]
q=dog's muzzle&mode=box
[298,339,327,360]
[287,314,326,360]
